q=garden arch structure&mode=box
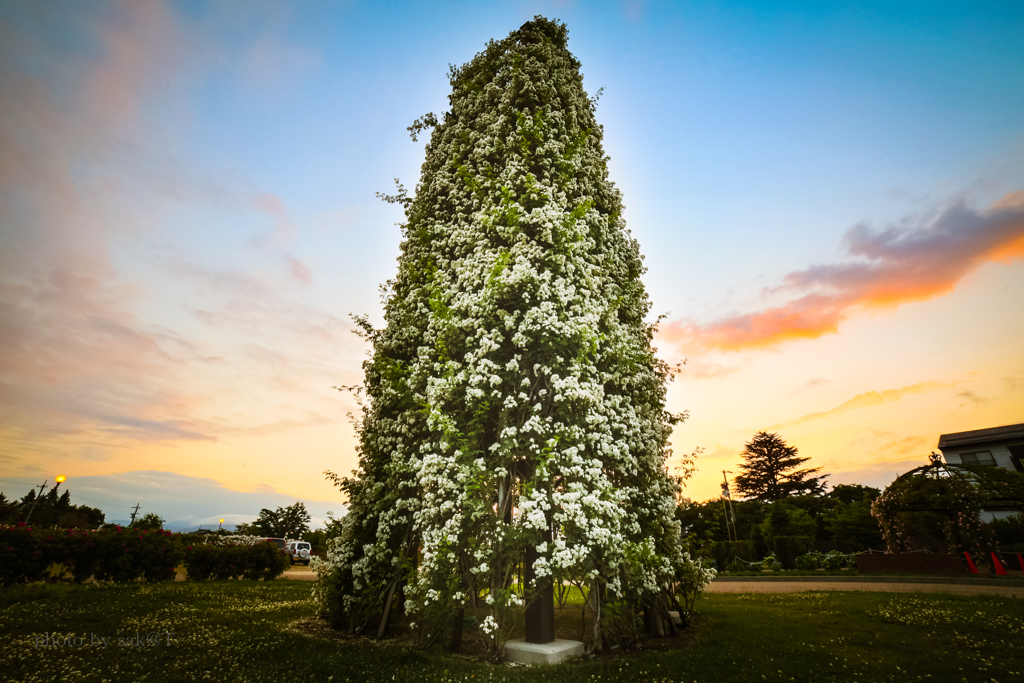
[872,455,1024,556]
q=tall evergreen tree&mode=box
[318,17,708,650]
[734,431,828,502]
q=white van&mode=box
[285,541,311,565]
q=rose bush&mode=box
[0,523,182,585]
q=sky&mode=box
[1,0,1022,530]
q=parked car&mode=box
[259,537,287,551]
[286,541,312,566]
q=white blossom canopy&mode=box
[318,16,692,635]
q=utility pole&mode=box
[721,471,738,543]
[129,503,141,527]
[23,480,49,524]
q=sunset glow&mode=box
[1,0,1022,527]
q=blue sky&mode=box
[1,0,1022,529]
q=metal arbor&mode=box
[872,455,1024,555]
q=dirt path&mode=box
[706,580,1024,598]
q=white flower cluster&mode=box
[479,615,500,639]
[317,17,690,643]
[203,534,276,547]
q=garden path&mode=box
[706,580,1024,597]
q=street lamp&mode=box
[24,475,65,524]
[218,518,224,532]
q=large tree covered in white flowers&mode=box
[315,16,713,653]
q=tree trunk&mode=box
[449,606,465,652]
[377,576,400,638]
[644,605,665,637]
[590,580,603,651]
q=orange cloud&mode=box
[659,193,1024,352]
[769,380,959,430]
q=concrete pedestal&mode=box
[504,638,585,665]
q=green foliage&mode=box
[734,432,828,502]
[0,523,182,586]
[133,512,165,531]
[1,486,105,528]
[821,551,851,571]
[760,505,817,541]
[989,512,1024,551]
[759,554,783,570]
[710,540,756,571]
[794,552,819,570]
[251,502,311,538]
[823,494,883,548]
[0,492,20,524]
[771,536,813,570]
[321,15,693,652]
[2,581,1023,682]
[872,462,1024,556]
[182,540,289,581]
[679,483,886,559]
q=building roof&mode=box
[938,422,1024,449]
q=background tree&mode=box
[252,502,311,538]
[134,512,166,531]
[821,485,882,548]
[302,511,345,553]
[0,492,18,524]
[8,486,104,528]
[734,431,827,502]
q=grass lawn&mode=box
[1,581,1021,683]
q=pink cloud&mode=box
[0,3,216,455]
[287,255,312,286]
[659,192,1024,352]
[253,192,287,217]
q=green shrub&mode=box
[72,527,182,583]
[822,551,849,570]
[712,540,756,570]
[0,524,53,586]
[183,540,288,581]
[0,524,183,585]
[725,559,747,572]
[760,554,783,571]
[794,552,819,570]
[772,536,812,569]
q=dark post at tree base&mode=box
[524,530,555,644]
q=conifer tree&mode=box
[318,16,711,650]
[734,431,828,502]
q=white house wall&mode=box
[941,445,1016,471]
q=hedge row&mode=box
[710,536,815,570]
[1,523,182,586]
[1,523,288,586]
[182,541,289,581]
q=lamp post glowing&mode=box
[218,518,224,532]
[54,475,66,493]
